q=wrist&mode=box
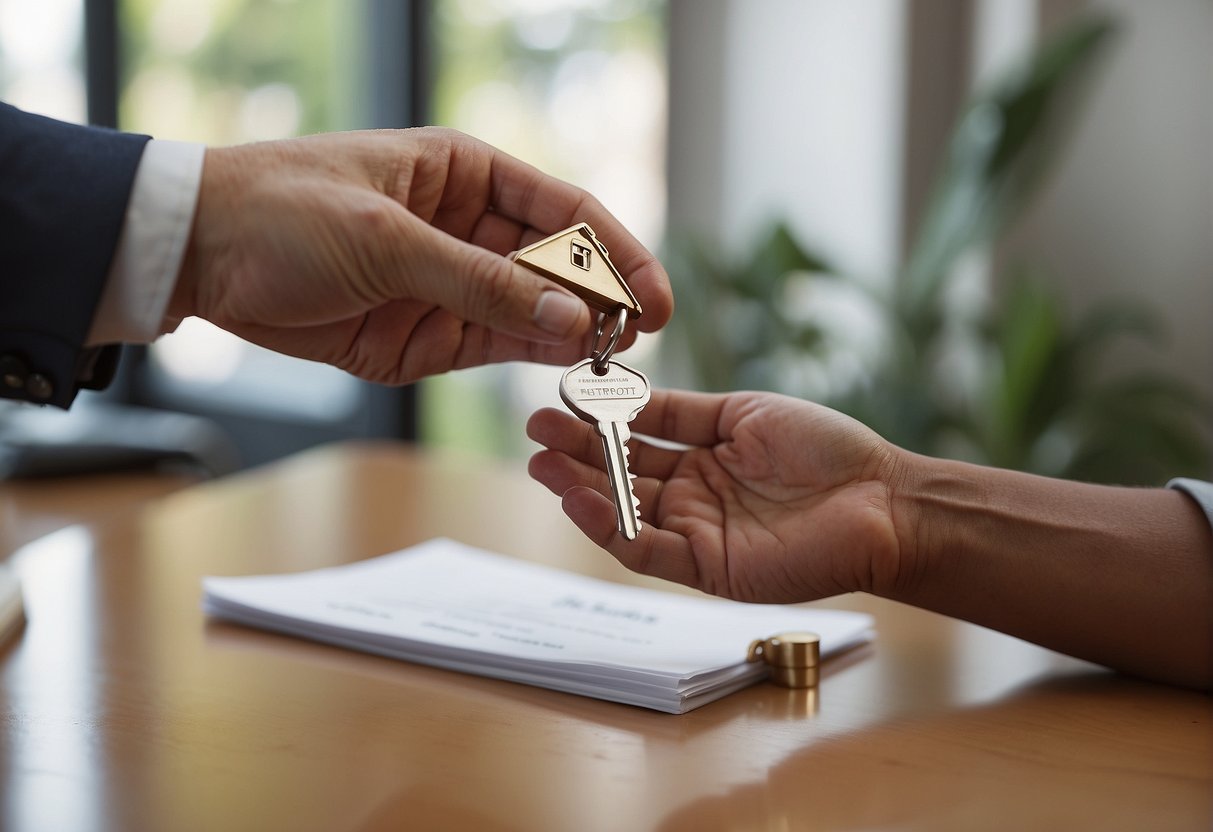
[882,456,1213,687]
[878,448,1038,606]
[882,452,989,604]
[166,149,213,326]
[884,453,1072,609]
[167,234,200,328]
[169,145,240,326]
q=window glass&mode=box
[0,0,86,121]
[424,0,667,457]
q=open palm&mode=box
[528,390,907,604]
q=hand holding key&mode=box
[171,131,671,388]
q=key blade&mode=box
[601,422,641,540]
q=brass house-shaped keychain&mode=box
[512,222,642,318]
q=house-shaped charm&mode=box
[512,222,642,317]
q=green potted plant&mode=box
[664,15,1209,485]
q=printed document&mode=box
[203,538,874,713]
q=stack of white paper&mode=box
[203,538,874,714]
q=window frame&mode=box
[83,0,429,469]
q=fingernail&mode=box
[532,291,584,337]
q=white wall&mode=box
[1006,0,1213,410]
[668,0,1212,466]
[668,0,908,281]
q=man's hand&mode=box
[170,128,672,383]
[527,389,907,604]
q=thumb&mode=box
[394,220,592,343]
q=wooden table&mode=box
[1,442,1209,831]
[0,469,198,556]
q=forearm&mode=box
[888,455,1213,689]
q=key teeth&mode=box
[602,422,643,536]
[622,442,639,504]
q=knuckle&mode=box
[349,195,399,235]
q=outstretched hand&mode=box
[170,128,671,383]
[527,389,910,604]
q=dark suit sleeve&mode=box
[0,102,151,408]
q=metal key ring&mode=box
[590,308,628,375]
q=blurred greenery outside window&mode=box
[119,0,366,423]
[422,0,668,458]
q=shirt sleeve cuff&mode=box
[1167,477,1213,533]
[87,139,206,345]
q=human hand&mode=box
[538,389,1213,689]
[527,390,910,603]
[170,128,671,383]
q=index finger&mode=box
[560,486,704,590]
[488,149,673,331]
[631,389,734,448]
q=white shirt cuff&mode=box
[1168,477,1213,532]
[87,139,206,345]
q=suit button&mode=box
[0,354,27,389]
[25,373,54,400]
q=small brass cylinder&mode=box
[747,631,821,689]
[768,663,819,688]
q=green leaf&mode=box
[900,16,1117,322]
[742,222,832,289]
[1067,300,1166,376]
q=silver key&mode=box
[559,357,651,540]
